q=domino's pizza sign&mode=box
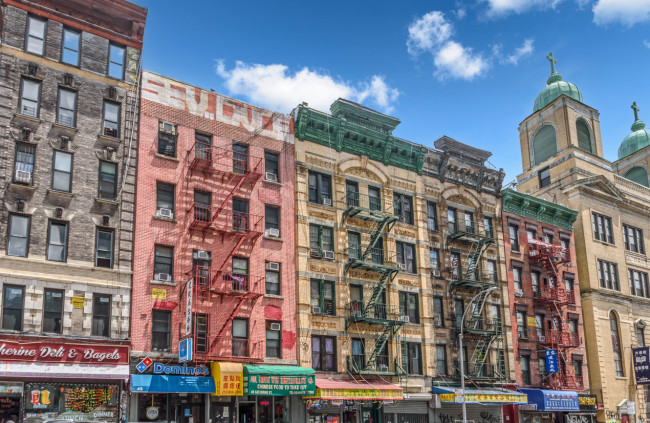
[179,338,193,363]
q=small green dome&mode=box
[618,102,650,159]
[533,52,583,112]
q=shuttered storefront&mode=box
[384,401,429,423]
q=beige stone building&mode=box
[515,53,650,423]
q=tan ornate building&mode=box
[516,53,650,423]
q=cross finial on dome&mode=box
[632,102,640,122]
[546,52,557,74]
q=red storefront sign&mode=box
[0,340,129,364]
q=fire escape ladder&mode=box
[470,334,498,376]
[463,238,491,281]
[363,325,397,371]
[210,177,248,227]
[467,289,492,330]
[363,269,399,317]
[361,217,396,261]
[210,234,247,289]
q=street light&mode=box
[458,285,498,423]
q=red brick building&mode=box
[501,188,593,423]
[130,71,300,423]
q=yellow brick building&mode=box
[293,99,514,423]
[516,53,650,423]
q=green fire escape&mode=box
[447,221,506,383]
[343,192,405,376]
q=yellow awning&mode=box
[211,362,243,396]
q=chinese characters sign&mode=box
[633,347,650,384]
[245,375,315,396]
[211,362,243,396]
[439,393,527,404]
[545,349,558,374]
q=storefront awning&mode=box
[303,379,403,401]
[518,389,579,411]
[433,387,527,404]
[211,362,243,396]
[242,364,315,396]
[0,362,130,380]
[130,374,215,393]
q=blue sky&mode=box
[133,0,650,183]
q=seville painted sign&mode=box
[245,374,315,396]
[633,347,650,384]
[0,341,128,364]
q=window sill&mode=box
[308,201,333,209]
[47,189,74,198]
[13,113,41,123]
[264,294,284,300]
[98,134,122,144]
[152,215,177,224]
[312,313,337,318]
[615,376,628,380]
[150,279,177,287]
[594,239,615,247]
[8,182,36,192]
[154,153,180,162]
[95,197,118,206]
[263,179,282,187]
[51,123,78,133]
[263,235,283,242]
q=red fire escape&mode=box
[182,138,264,362]
[529,239,582,390]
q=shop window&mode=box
[393,193,413,224]
[43,289,63,334]
[102,101,121,138]
[436,345,447,376]
[61,28,80,66]
[309,224,333,259]
[92,294,111,337]
[264,151,279,182]
[7,214,30,257]
[312,336,336,371]
[266,321,281,358]
[26,16,46,55]
[433,297,444,327]
[232,318,249,357]
[24,383,118,422]
[592,212,614,244]
[137,394,168,423]
[108,44,125,79]
[401,342,422,375]
[308,170,332,205]
[2,285,24,331]
[47,221,68,262]
[399,291,419,324]
[310,279,335,315]
[151,310,171,351]
[396,242,416,273]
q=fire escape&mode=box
[343,192,405,376]
[529,239,581,390]
[183,138,265,361]
[447,219,506,383]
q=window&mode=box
[20,78,41,118]
[26,16,46,55]
[308,171,332,205]
[531,272,540,295]
[152,310,171,351]
[625,166,650,188]
[463,211,474,233]
[427,202,437,230]
[310,279,335,315]
[637,326,646,347]
[527,228,537,240]
[265,262,280,295]
[13,142,35,185]
[52,150,72,192]
[516,312,526,339]
[47,221,68,262]
[455,299,464,329]
[158,123,177,157]
[309,224,333,258]
[264,151,279,181]
[231,257,249,291]
[436,345,447,376]
[2,285,24,331]
[102,101,120,138]
[156,182,175,216]
[598,260,619,290]
[484,217,493,238]
[153,245,173,279]
[629,269,650,298]
[539,167,551,188]
[535,314,544,338]
[108,44,125,79]
[521,355,531,384]
[610,311,624,376]
[532,125,557,166]
[393,193,414,224]
[538,357,547,376]
[350,285,362,316]
[509,225,520,251]
[43,289,63,333]
[396,242,416,273]
[577,119,592,153]
[232,198,249,231]
[623,224,645,254]
[487,260,497,283]
[232,318,248,357]
[351,339,365,370]
[401,343,422,375]
[56,88,77,127]
[368,186,381,211]
[513,267,523,292]
[193,190,211,223]
[92,294,111,337]
[265,205,280,234]
[560,236,569,249]
[232,144,248,174]
[346,231,361,261]
[451,252,461,280]
[95,228,114,268]
[592,212,614,244]
[568,318,578,335]
[98,161,117,200]
[312,336,336,372]
[61,28,80,65]
[433,297,444,327]
[399,291,419,324]
[7,215,30,257]
[448,208,457,233]
[544,232,554,244]
[430,249,440,272]
[345,181,359,207]
[266,321,281,358]
[574,359,583,378]
[492,305,502,328]
[194,313,208,355]
[195,132,212,161]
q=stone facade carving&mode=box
[305,154,335,170]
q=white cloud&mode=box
[434,41,489,80]
[456,8,467,19]
[406,11,453,56]
[503,38,534,64]
[483,0,562,16]
[215,60,399,114]
[593,0,650,26]
[644,39,650,48]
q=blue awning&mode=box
[131,374,216,393]
[518,389,579,411]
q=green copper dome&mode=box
[533,52,583,112]
[618,102,650,159]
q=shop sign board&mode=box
[578,394,598,411]
[633,347,650,384]
[146,406,159,420]
[71,297,85,308]
[211,362,243,396]
[245,374,315,396]
[311,388,402,400]
[135,358,209,376]
[179,338,192,363]
[439,393,527,404]
[185,279,193,336]
[0,340,128,364]
[545,349,558,374]
[152,288,166,300]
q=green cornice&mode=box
[501,188,578,230]
[295,104,427,174]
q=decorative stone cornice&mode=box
[501,188,577,230]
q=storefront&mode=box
[383,393,432,423]
[303,378,404,423]
[518,389,580,423]
[0,338,130,423]
[432,387,528,423]
[563,394,598,423]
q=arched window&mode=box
[576,119,592,153]
[533,125,557,166]
[624,166,649,188]
[610,311,624,376]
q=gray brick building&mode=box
[0,1,146,421]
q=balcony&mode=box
[189,143,263,183]
[450,269,498,291]
[212,210,264,237]
[345,247,400,273]
[189,139,213,171]
[528,239,570,264]
[537,330,581,347]
[533,286,572,304]
[346,355,404,376]
[342,192,397,222]
[232,338,250,357]
[346,301,404,325]
[189,203,212,230]
[454,361,504,381]
[214,272,264,294]
[456,317,503,336]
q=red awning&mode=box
[304,378,403,400]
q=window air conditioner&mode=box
[195,250,210,260]
[400,315,410,323]
[157,208,173,219]
[155,273,171,282]
[15,169,32,183]
[398,263,407,271]
[431,269,441,278]
[266,262,280,271]
[378,364,389,372]
[311,306,321,314]
[265,228,280,238]
[322,197,332,206]
[539,335,546,342]
[159,121,176,135]
[270,323,281,331]
[351,310,362,318]
[265,172,278,182]
[515,288,524,297]
[323,250,335,260]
